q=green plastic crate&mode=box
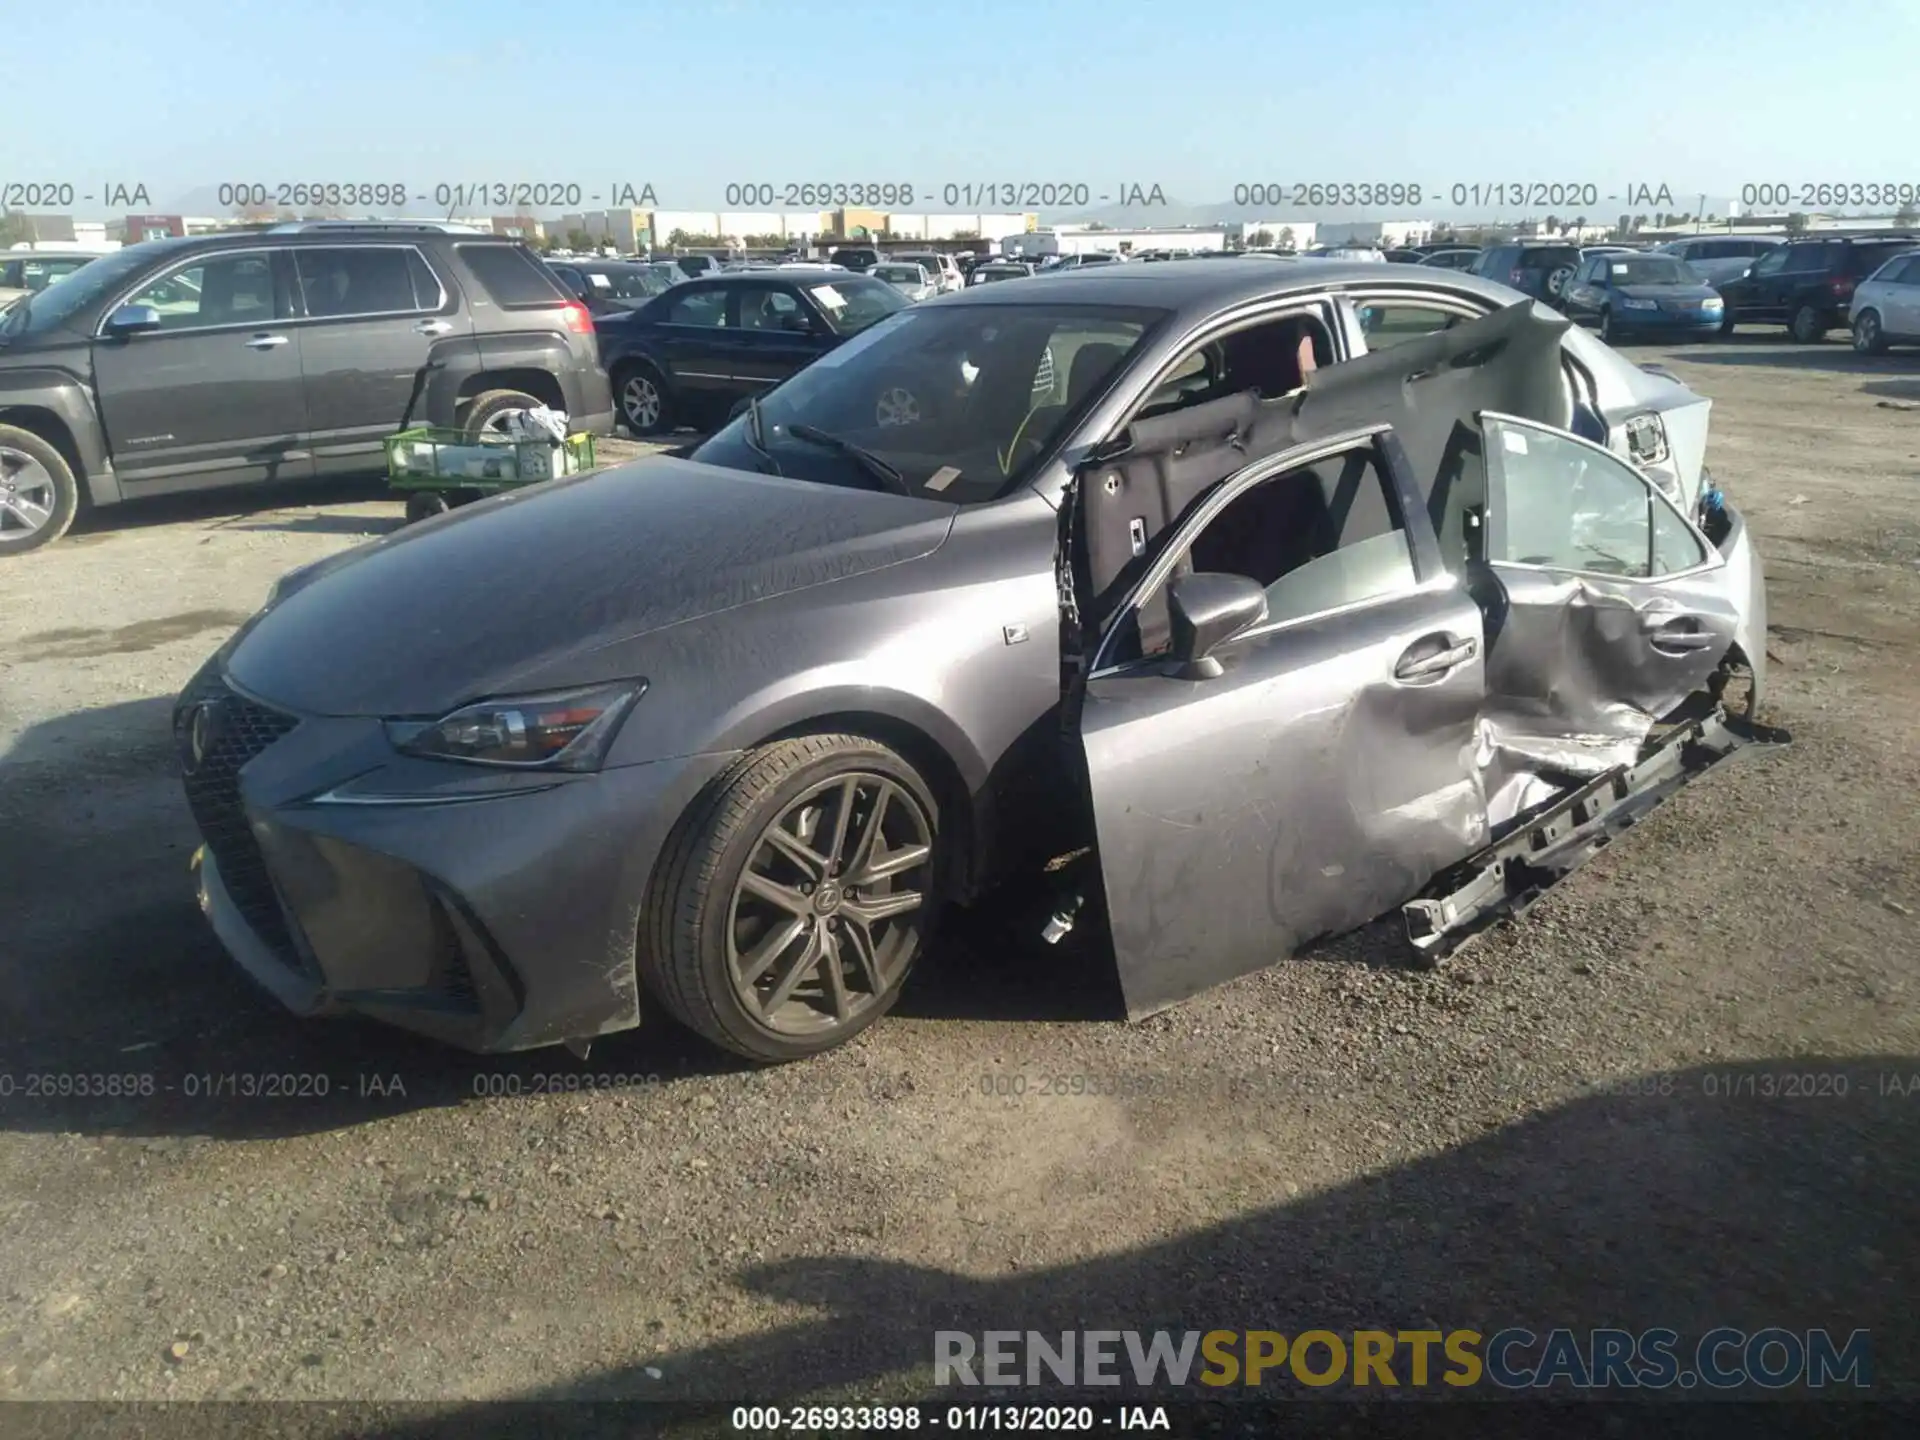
[384,426,596,494]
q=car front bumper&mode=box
[1611,307,1724,332]
[176,663,737,1052]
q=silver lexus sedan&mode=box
[177,262,1781,1063]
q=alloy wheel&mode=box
[725,771,934,1036]
[479,406,532,443]
[874,386,921,428]
[622,374,662,431]
[0,446,57,545]
[1853,313,1882,354]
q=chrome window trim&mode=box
[286,243,450,322]
[95,246,286,339]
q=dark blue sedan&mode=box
[1560,252,1725,344]
[596,269,909,435]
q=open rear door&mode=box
[1472,412,1744,824]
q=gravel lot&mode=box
[2,347,1918,1410]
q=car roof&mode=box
[943,256,1525,317]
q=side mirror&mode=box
[104,303,162,336]
[1166,572,1267,680]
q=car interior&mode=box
[142,257,278,328]
[1077,302,1576,664]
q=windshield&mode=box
[0,243,165,338]
[802,276,910,334]
[689,301,1165,503]
[1606,257,1697,286]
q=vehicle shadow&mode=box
[225,510,407,538]
[0,696,753,1144]
[358,1053,1917,1421]
[66,475,392,540]
[1671,345,1899,375]
[1860,378,1920,403]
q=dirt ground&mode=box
[1,345,1917,1414]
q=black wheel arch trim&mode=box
[0,367,117,503]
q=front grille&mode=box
[177,668,309,977]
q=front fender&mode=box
[0,364,117,502]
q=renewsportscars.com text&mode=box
[935,1328,1871,1390]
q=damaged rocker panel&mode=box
[1401,707,1791,964]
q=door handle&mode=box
[413,319,453,336]
[1644,616,1719,653]
[245,333,289,350]
[1393,635,1478,682]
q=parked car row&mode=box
[594,268,910,435]
[0,251,107,311]
[0,229,615,554]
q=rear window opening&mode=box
[456,244,572,308]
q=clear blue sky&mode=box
[5,0,1918,215]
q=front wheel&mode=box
[1789,303,1828,344]
[1853,310,1888,355]
[0,424,81,556]
[641,734,942,1062]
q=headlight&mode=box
[1701,297,1724,308]
[386,681,646,770]
[1621,298,1657,310]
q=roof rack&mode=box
[265,220,491,235]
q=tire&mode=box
[1719,311,1737,336]
[1853,310,1888,355]
[641,733,943,1063]
[0,423,80,557]
[404,491,452,523]
[461,389,541,443]
[614,363,672,436]
[1789,303,1828,344]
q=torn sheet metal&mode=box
[1403,708,1791,964]
[1475,566,1742,829]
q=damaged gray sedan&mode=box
[177,261,1784,1063]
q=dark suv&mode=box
[1468,242,1584,306]
[0,230,615,554]
[1715,233,1920,341]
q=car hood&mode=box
[225,458,956,717]
[1616,284,1720,302]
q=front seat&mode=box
[1000,341,1130,470]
